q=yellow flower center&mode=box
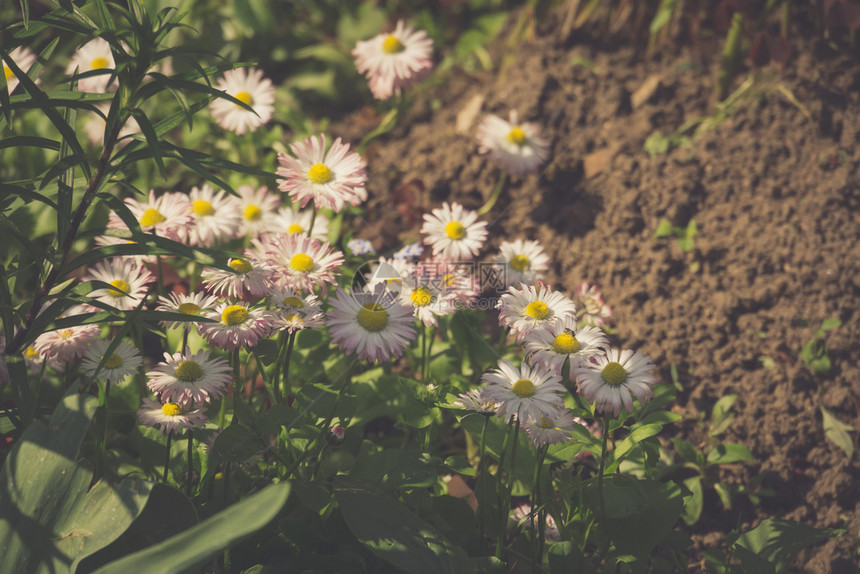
[24,346,38,359]
[287,223,305,235]
[307,163,333,184]
[382,35,405,54]
[221,305,249,326]
[162,403,184,416]
[506,126,527,146]
[551,332,580,354]
[282,296,304,308]
[193,199,215,216]
[103,353,123,369]
[60,329,75,340]
[90,56,110,70]
[244,204,262,221]
[357,303,389,332]
[108,279,131,298]
[290,253,314,272]
[139,207,166,227]
[525,301,550,320]
[511,378,536,397]
[410,287,433,307]
[283,313,299,322]
[509,254,531,272]
[444,221,466,240]
[4,65,14,81]
[235,90,253,106]
[175,360,203,382]
[539,415,554,429]
[178,302,200,315]
[601,361,628,386]
[229,258,253,274]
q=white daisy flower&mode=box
[81,339,143,384]
[86,257,155,311]
[274,303,325,334]
[108,190,192,241]
[184,185,242,247]
[269,206,330,242]
[476,110,550,176]
[347,238,375,256]
[573,348,657,417]
[480,359,566,424]
[237,184,280,239]
[494,239,550,287]
[146,349,232,407]
[156,291,219,332]
[421,202,488,261]
[3,46,39,95]
[209,67,275,135]
[524,317,609,374]
[198,303,273,351]
[352,20,434,100]
[452,388,499,415]
[399,261,458,327]
[137,398,208,435]
[522,406,579,447]
[276,134,367,212]
[66,37,117,93]
[326,287,417,363]
[254,233,344,293]
[574,281,613,328]
[497,283,576,343]
[33,317,100,365]
[268,285,320,312]
[393,242,424,260]
[201,253,275,300]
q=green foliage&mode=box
[799,318,841,375]
[820,407,854,460]
[653,218,697,253]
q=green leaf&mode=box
[611,423,663,463]
[820,407,854,459]
[820,318,842,331]
[333,477,475,574]
[0,389,159,573]
[733,519,845,573]
[653,218,674,240]
[706,443,754,465]
[129,107,167,178]
[584,476,686,559]
[671,438,701,465]
[94,482,290,574]
[351,447,439,490]
[449,311,499,373]
[202,424,264,481]
[680,477,703,525]
[709,394,737,437]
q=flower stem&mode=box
[95,380,111,481]
[163,431,172,483]
[532,445,548,573]
[186,430,194,496]
[597,413,611,551]
[478,414,490,540]
[230,349,241,425]
[478,172,508,216]
[280,331,297,403]
[496,417,521,559]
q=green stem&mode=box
[496,418,521,559]
[230,349,241,425]
[163,431,172,483]
[597,414,611,555]
[478,414,490,539]
[478,172,508,216]
[421,323,427,382]
[280,331,297,403]
[533,445,548,572]
[95,380,111,481]
[186,430,194,496]
[307,205,318,236]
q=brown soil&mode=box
[338,8,860,572]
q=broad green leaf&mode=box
[820,407,854,459]
[680,477,703,525]
[94,482,291,574]
[201,424,263,482]
[584,476,686,560]
[351,446,439,490]
[706,443,754,465]
[733,519,845,573]
[709,394,738,437]
[612,423,663,462]
[820,318,842,331]
[334,478,475,574]
[653,218,674,239]
[0,390,158,573]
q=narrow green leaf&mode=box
[57,81,78,244]
[93,482,290,574]
[733,519,845,572]
[0,264,15,343]
[706,443,755,465]
[612,423,663,462]
[0,214,44,265]
[129,107,166,178]
[93,0,116,29]
[821,407,854,459]
[0,136,60,151]
[19,0,30,29]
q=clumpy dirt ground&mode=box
[337,6,860,572]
